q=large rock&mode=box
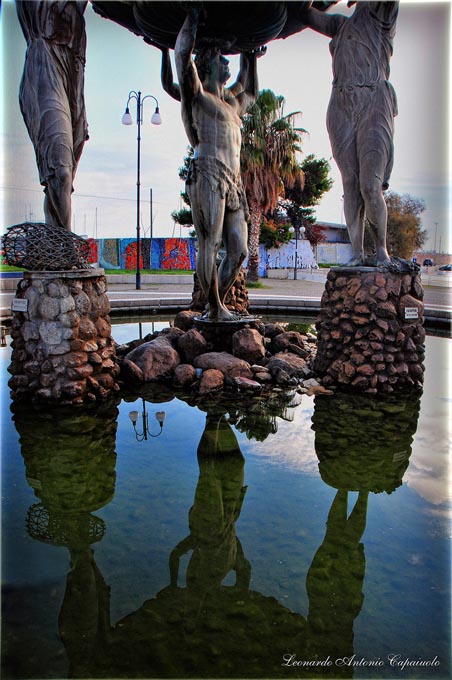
[178,328,208,364]
[124,336,180,382]
[267,352,310,379]
[199,368,224,395]
[173,310,199,332]
[193,351,253,380]
[271,331,309,357]
[232,328,265,364]
[173,363,197,387]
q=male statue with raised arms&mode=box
[175,6,264,320]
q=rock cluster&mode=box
[314,268,425,394]
[8,271,120,404]
[116,311,327,396]
[190,268,250,315]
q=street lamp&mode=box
[129,399,166,441]
[288,224,306,280]
[122,90,162,290]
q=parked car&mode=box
[423,258,434,266]
[438,263,452,271]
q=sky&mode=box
[1,0,451,253]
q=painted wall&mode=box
[91,237,197,270]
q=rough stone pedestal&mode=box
[194,316,263,354]
[314,267,425,394]
[8,269,120,404]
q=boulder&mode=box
[199,368,224,395]
[232,328,265,364]
[124,336,180,382]
[233,376,263,391]
[193,351,253,380]
[178,328,208,364]
[173,363,197,387]
[267,352,310,380]
[271,331,310,358]
[173,310,199,332]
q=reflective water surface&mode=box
[1,321,450,679]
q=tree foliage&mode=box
[278,154,332,246]
[241,89,305,280]
[259,218,293,249]
[364,191,428,259]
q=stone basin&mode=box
[91,0,337,53]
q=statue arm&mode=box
[175,9,202,100]
[295,6,347,38]
[227,53,248,97]
[235,48,265,115]
[159,46,181,102]
[169,535,194,587]
[368,2,399,22]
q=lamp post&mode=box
[288,224,306,280]
[122,91,162,290]
[129,399,166,441]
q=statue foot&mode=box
[345,255,366,267]
[210,308,236,321]
[376,247,391,267]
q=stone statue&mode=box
[175,7,263,321]
[16,0,89,231]
[299,1,399,266]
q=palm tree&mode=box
[241,89,305,281]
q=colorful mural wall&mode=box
[86,237,319,275]
[93,238,197,271]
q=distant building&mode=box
[316,221,350,244]
[315,221,352,265]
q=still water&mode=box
[1,320,451,679]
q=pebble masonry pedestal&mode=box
[314,267,425,394]
[8,269,120,404]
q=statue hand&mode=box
[181,1,204,19]
[245,46,267,59]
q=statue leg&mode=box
[188,178,233,320]
[218,209,248,309]
[44,165,73,230]
[342,170,366,266]
[359,153,391,266]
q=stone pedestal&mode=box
[314,267,425,394]
[190,268,250,315]
[194,316,263,354]
[8,269,120,404]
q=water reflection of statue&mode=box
[169,411,250,595]
[12,400,118,678]
[16,0,89,231]
[299,2,399,266]
[306,490,368,676]
[307,390,421,673]
[175,8,262,321]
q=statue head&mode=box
[195,46,230,85]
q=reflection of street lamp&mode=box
[122,90,162,290]
[129,399,166,441]
[288,224,306,280]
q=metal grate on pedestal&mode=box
[2,222,91,271]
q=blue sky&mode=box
[1,0,450,253]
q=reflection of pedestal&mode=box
[315,267,425,393]
[12,399,119,514]
[8,269,120,404]
[12,400,118,676]
[311,391,421,493]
